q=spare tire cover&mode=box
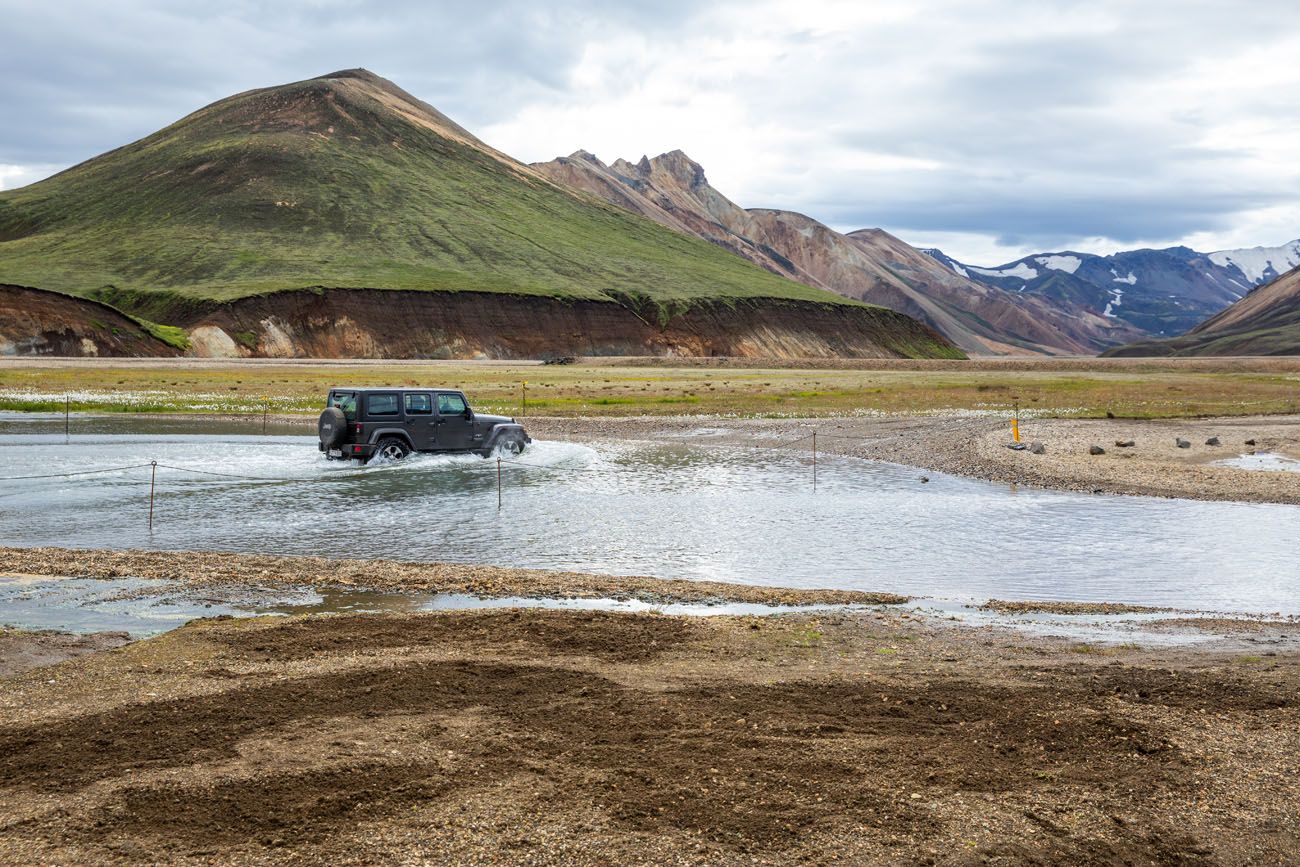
[318,407,347,446]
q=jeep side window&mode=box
[329,392,357,420]
[437,393,467,415]
[405,393,432,415]
[367,393,400,416]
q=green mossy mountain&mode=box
[0,69,869,311]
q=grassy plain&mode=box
[1,357,1298,420]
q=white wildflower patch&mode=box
[0,389,313,413]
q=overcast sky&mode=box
[2,0,1297,264]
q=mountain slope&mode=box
[0,70,959,359]
[1105,266,1300,356]
[534,150,1141,355]
[925,241,1299,337]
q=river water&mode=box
[1,415,1296,614]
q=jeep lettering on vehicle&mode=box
[317,387,530,464]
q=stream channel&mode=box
[1,414,1297,628]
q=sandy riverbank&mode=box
[531,413,1300,504]
[0,548,902,608]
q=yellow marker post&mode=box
[1011,418,1021,443]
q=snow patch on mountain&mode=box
[1208,240,1300,284]
[1103,286,1124,318]
[1111,269,1137,285]
[971,262,1038,280]
[1036,255,1082,274]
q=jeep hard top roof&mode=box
[329,387,465,393]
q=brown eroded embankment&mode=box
[0,284,959,361]
[0,284,179,358]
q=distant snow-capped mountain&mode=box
[922,241,1299,336]
[1207,240,1300,285]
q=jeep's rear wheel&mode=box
[374,437,411,462]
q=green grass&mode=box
[0,72,870,324]
[132,317,191,351]
[4,358,1298,420]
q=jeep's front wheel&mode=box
[373,437,411,462]
[496,433,526,457]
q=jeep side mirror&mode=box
[463,407,473,419]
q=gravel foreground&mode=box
[0,601,1296,865]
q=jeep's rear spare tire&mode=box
[318,407,347,447]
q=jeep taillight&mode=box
[354,423,363,435]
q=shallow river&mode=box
[1,416,1297,614]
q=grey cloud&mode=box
[0,0,708,165]
[2,0,1297,254]
[713,2,1300,250]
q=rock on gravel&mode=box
[0,629,132,676]
[1176,438,1191,449]
[1089,445,1106,455]
[1206,436,1221,446]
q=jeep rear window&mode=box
[366,393,400,416]
[405,393,433,415]
[437,393,467,415]
[328,392,357,420]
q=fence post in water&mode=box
[148,461,157,530]
[521,381,527,419]
[263,405,268,435]
[812,430,817,491]
[65,396,70,443]
[497,457,503,510]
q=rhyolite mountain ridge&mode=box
[1104,263,1300,356]
[923,240,1300,337]
[0,69,959,360]
[532,150,1146,356]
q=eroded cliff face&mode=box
[0,285,179,357]
[177,288,959,360]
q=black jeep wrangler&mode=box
[317,388,530,463]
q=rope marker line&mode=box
[0,463,155,481]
